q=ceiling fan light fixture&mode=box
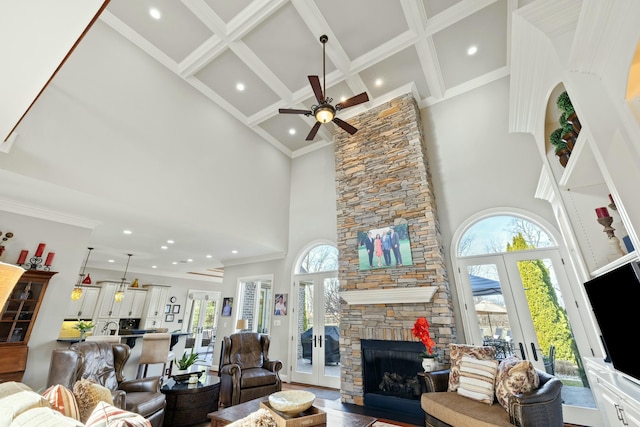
[315,104,335,123]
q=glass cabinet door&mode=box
[0,270,56,344]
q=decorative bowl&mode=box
[172,370,203,383]
[268,390,315,416]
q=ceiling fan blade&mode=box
[333,117,358,135]
[279,108,312,115]
[306,122,322,141]
[336,92,369,110]
[308,76,324,103]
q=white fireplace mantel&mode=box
[339,286,438,305]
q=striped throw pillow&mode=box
[42,384,81,421]
[456,355,499,405]
[85,401,151,427]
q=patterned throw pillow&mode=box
[494,355,540,411]
[447,343,497,392]
[85,401,151,427]
[42,384,81,421]
[73,379,114,423]
[456,356,499,405]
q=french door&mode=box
[291,272,340,388]
[185,290,220,363]
[457,249,599,425]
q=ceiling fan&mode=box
[279,34,369,141]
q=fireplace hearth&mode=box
[361,339,424,418]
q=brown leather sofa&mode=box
[218,333,282,407]
[47,341,166,427]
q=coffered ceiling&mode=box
[101,0,523,156]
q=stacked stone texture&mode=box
[334,94,456,405]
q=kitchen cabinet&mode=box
[0,270,56,381]
[95,282,119,318]
[586,358,640,426]
[141,284,169,329]
[64,286,100,319]
[112,288,147,318]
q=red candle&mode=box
[35,243,46,257]
[595,207,610,218]
[609,194,615,204]
[17,250,28,264]
[45,252,55,266]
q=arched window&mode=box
[297,244,338,274]
[457,215,555,257]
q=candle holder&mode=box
[597,216,626,260]
[20,255,51,271]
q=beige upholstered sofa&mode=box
[421,368,563,427]
[0,380,150,426]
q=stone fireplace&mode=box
[334,94,456,406]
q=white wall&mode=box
[0,207,92,390]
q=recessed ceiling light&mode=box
[289,128,296,135]
[152,265,157,269]
[172,261,177,265]
[340,96,347,102]
[236,83,245,91]
[232,250,238,254]
[187,259,193,262]
[467,45,478,55]
[149,8,161,20]
[123,230,132,235]
[161,245,168,250]
[167,240,174,244]
[206,255,212,258]
[375,78,383,87]
[108,259,114,263]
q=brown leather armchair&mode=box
[218,333,282,407]
[47,341,166,427]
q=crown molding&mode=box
[0,197,100,229]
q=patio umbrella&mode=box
[474,301,507,334]
[469,275,502,296]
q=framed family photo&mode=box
[357,223,413,271]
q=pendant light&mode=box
[71,247,93,301]
[114,253,132,302]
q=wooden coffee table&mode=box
[208,396,376,426]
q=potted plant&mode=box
[560,121,577,150]
[549,128,563,150]
[174,348,205,374]
[557,90,581,134]
[73,320,95,341]
[555,141,571,168]
[412,317,439,371]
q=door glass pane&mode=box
[296,280,313,374]
[323,277,340,378]
[185,298,201,350]
[516,258,594,408]
[468,265,515,360]
[200,299,217,364]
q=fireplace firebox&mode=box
[361,339,424,419]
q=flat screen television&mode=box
[584,261,640,383]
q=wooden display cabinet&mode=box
[0,270,56,381]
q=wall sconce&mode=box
[71,247,93,301]
[114,254,132,302]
